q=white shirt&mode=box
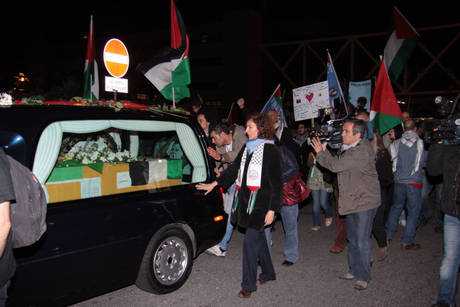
[225,142,233,153]
[341,139,360,151]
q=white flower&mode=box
[96,138,107,150]
[0,93,13,106]
[61,135,135,165]
[90,152,98,161]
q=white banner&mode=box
[292,81,329,121]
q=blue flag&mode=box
[327,51,345,109]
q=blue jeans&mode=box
[218,213,234,251]
[280,204,299,263]
[218,184,237,251]
[386,183,422,245]
[419,172,433,224]
[346,208,377,282]
[311,189,333,226]
[437,214,460,306]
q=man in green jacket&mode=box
[312,119,380,291]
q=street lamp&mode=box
[14,72,30,91]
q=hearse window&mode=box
[33,120,206,204]
[0,131,26,165]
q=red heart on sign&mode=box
[306,93,314,102]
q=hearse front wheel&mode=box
[136,228,193,294]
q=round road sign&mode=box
[103,38,129,78]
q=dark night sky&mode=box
[2,1,459,92]
[5,2,459,42]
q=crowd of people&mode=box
[194,98,460,306]
[0,96,457,306]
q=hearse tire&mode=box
[136,228,193,294]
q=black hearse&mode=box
[0,102,226,305]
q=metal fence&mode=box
[260,23,460,116]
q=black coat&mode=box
[279,129,300,164]
[375,148,393,188]
[0,149,16,288]
[427,144,460,218]
[217,144,282,230]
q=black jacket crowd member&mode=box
[427,143,460,306]
[196,113,281,299]
[0,149,15,307]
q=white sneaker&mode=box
[354,280,368,290]
[206,245,226,257]
[339,272,355,280]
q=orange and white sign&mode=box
[103,38,129,78]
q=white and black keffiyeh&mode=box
[232,142,269,215]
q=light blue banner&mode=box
[348,80,372,111]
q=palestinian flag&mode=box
[83,15,99,101]
[383,7,418,83]
[138,0,191,102]
[370,60,402,135]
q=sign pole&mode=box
[113,90,118,101]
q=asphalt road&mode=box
[74,205,456,307]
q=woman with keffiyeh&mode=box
[196,113,282,299]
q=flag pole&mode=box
[267,84,280,102]
[172,87,176,109]
[226,101,235,123]
[197,91,204,105]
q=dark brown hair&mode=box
[246,112,276,140]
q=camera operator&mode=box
[312,119,380,290]
[428,140,460,307]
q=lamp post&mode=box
[13,72,30,98]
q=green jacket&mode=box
[316,139,380,215]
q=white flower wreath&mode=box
[0,93,13,106]
[64,137,133,165]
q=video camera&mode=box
[309,118,345,150]
[308,101,357,150]
[422,94,460,146]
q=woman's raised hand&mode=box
[196,181,218,195]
